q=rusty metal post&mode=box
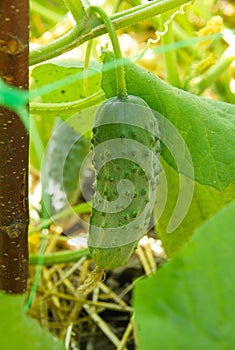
[0,0,29,293]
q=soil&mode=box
[27,231,166,350]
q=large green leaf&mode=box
[134,200,235,350]
[0,293,65,350]
[154,158,235,255]
[101,51,235,191]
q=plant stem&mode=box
[192,53,235,95]
[111,0,189,22]
[84,40,94,96]
[24,232,48,312]
[29,248,90,265]
[113,0,122,14]
[89,5,127,98]
[0,0,29,293]
[63,0,86,22]
[30,116,44,168]
[161,22,181,88]
[30,0,63,23]
[29,202,91,234]
[30,0,191,66]
[30,90,105,113]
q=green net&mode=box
[0,77,29,131]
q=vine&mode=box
[88,5,127,98]
[30,0,191,66]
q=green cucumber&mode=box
[88,95,161,269]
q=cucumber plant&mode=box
[87,6,161,269]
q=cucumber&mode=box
[88,95,161,269]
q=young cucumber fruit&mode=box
[88,95,161,269]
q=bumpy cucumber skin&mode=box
[88,95,161,269]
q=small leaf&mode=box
[134,200,235,350]
[30,59,102,113]
[29,59,101,170]
[0,293,65,350]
